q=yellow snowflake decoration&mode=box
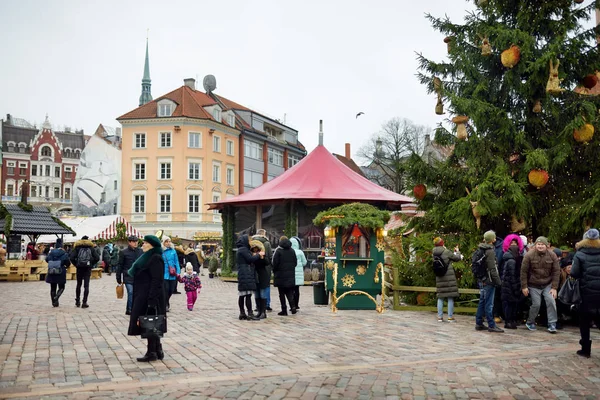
[356,265,366,275]
[341,274,356,288]
[325,260,337,270]
[376,240,386,252]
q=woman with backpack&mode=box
[45,238,71,307]
[432,237,462,322]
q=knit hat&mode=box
[127,235,138,242]
[55,238,63,249]
[535,236,549,246]
[162,236,171,243]
[433,237,444,247]
[584,228,600,240]
[143,235,162,248]
[553,248,563,258]
[185,262,193,272]
[483,230,496,243]
[82,235,89,240]
[560,255,573,269]
[519,235,528,246]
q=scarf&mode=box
[128,246,163,278]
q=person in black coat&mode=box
[127,235,166,363]
[45,238,71,307]
[501,241,522,329]
[236,234,264,320]
[184,248,201,273]
[117,235,143,315]
[250,239,269,319]
[571,228,600,358]
[272,236,297,316]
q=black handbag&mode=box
[558,278,581,305]
[138,308,165,338]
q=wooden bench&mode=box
[91,268,103,279]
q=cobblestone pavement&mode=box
[1,275,599,399]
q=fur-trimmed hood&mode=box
[73,239,95,249]
[184,248,196,255]
[576,238,600,250]
[502,234,524,253]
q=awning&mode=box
[37,215,140,243]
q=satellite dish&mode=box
[203,75,217,94]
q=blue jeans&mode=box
[265,286,271,307]
[125,283,133,312]
[437,297,454,318]
[255,287,269,300]
[476,283,496,327]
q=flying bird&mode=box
[356,112,365,119]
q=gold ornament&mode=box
[356,265,366,275]
[479,34,492,56]
[574,123,594,144]
[501,45,521,68]
[433,77,444,115]
[341,274,356,288]
[465,187,481,229]
[325,260,337,270]
[511,215,526,232]
[374,262,383,283]
[376,240,386,252]
[533,100,542,113]
[546,59,565,95]
[452,115,469,140]
[435,97,444,115]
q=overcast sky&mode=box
[0,1,502,160]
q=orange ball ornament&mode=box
[413,184,427,200]
[501,45,521,68]
[582,74,598,89]
[528,169,549,189]
[574,123,594,144]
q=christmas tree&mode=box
[409,0,600,245]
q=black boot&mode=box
[157,340,164,360]
[259,299,267,319]
[56,288,64,301]
[137,338,158,362]
[51,292,58,307]
[577,339,592,358]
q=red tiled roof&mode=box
[333,154,366,177]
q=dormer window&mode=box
[157,99,176,117]
[18,143,27,153]
[40,146,52,158]
[213,108,221,122]
[7,142,15,152]
[228,114,235,127]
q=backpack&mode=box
[471,248,488,281]
[432,254,448,277]
[47,259,63,275]
[76,247,93,268]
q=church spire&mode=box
[139,35,152,106]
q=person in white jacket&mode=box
[290,237,307,311]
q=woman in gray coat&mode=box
[432,237,462,322]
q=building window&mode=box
[19,165,26,175]
[45,165,51,176]
[19,145,26,154]
[228,114,235,127]
[265,126,281,138]
[65,170,72,179]
[134,163,146,180]
[31,186,37,198]
[41,146,52,157]
[213,135,221,152]
[189,162,201,180]
[213,108,221,122]
[7,144,14,152]
[160,194,171,213]
[188,132,202,148]
[188,194,200,213]
[114,180,117,190]
[31,165,37,176]
[268,148,284,167]
[64,187,71,200]
[134,133,146,148]
[244,170,263,188]
[212,164,221,183]
[54,187,60,198]
[244,141,263,160]
[55,167,60,178]
[160,162,172,180]
[6,184,14,196]
[212,193,221,219]
[160,132,171,148]
[226,140,234,156]
[7,164,14,175]
[134,195,145,213]
[226,166,234,186]
[288,154,301,168]
[158,103,173,117]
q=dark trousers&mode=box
[147,335,161,355]
[579,308,600,344]
[293,285,300,309]
[502,300,518,323]
[75,268,91,303]
[493,288,504,318]
[50,283,65,301]
[163,279,176,308]
[278,287,295,312]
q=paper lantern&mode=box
[413,184,427,200]
[574,123,594,144]
[528,169,549,189]
[501,45,521,68]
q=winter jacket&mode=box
[432,246,461,298]
[184,248,201,273]
[175,245,186,270]
[501,247,522,303]
[236,235,260,292]
[521,248,560,290]
[250,240,270,290]
[502,234,525,253]
[102,246,112,265]
[128,253,166,336]
[177,272,202,292]
[110,248,119,267]
[162,247,180,281]
[69,240,100,269]
[116,245,143,285]
[45,248,70,285]
[571,238,600,312]
[290,237,308,286]
[478,243,502,286]
[252,235,273,266]
[272,238,297,288]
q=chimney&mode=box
[318,120,323,146]
[375,138,382,156]
[116,127,122,137]
[345,143,351,159]
[424,134,431,146]
[184,78,196,90]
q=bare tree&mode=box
[358,118,430,194]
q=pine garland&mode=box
[313,203,390,229]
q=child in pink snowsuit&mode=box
[177,262,202,311]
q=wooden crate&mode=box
[91,268,102,279]
[67,272,77,280]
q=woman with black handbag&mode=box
[127,235,166,362]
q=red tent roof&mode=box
[209,145,413,209]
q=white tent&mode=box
[37,215,140,244]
